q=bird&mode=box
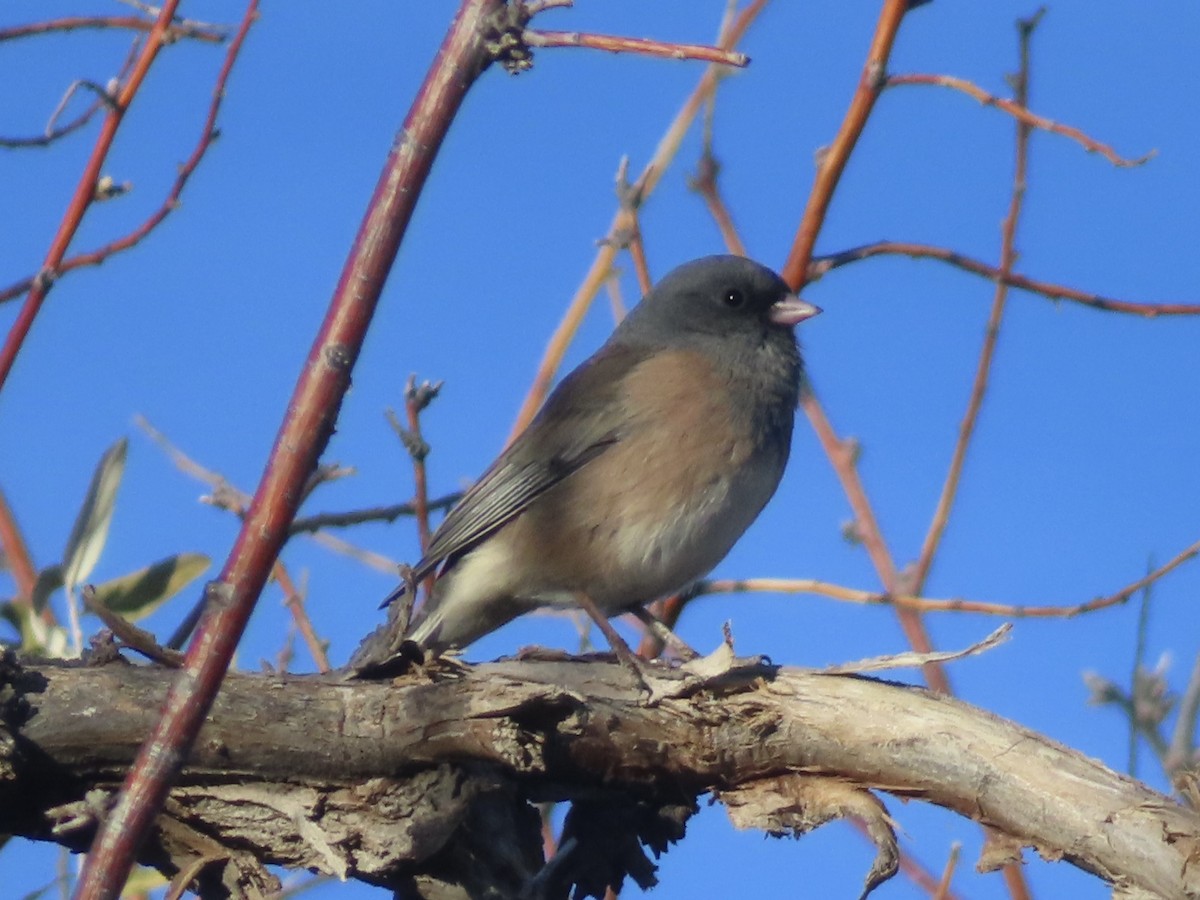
[386,254,819,657]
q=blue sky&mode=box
[3,2,1199,897]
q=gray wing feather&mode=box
[379,342,641,609]
[419,437,615,575]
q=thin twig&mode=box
[508,245,621,442]
[299,464,355,508]
[76,3,506,893]
[689,150,747,257]
[800,392,952,689]
[826,624,1010,675]
[1,40,142,149]
[807,240,1200,318]
[602,270,627,323]
[0,0,188,392]
[289,495,460,535]
[781,0,911,288]
[694,535,1200,617]
[138,414,410,574]
[932,843,962,900]
[909,8,1042,597]
[610,157,653,295]
[523,29,748,67]
[0,15,226,44]
[389,377,443,600]
[1167,655,1200,777]
[522,0,574,15]
[626,234,652,298]
[507,0,769,440]
[391,377,442,553]
[635,593,691,660]
[687,56,749,258]
[275,567,330,673]
[1131,557,1155,774]
[887,72,1152,168]
[81,585,184,667]
[0,5,253,305]
[115,0,225,33]
[137,425,334,662]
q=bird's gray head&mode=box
[615,255,819,348]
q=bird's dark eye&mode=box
[723,289,746,308]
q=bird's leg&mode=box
[628,605,699,661]
[573,592,656,687]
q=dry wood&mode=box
[1,647,1195,898]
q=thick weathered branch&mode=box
[1,650,1195,898]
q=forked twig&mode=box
[0,7,254,304]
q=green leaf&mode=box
[62,437,128,592]
[31,564,63,613]
[7,600,69,655]
[121,864,167,895]
[90,553,210,621]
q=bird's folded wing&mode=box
[380,342,642,608]
[421,438,615,570]
[374,433,618,613]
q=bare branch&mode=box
[507,0,769,440]
[5,654,1198,898]
[76,0,505,888]
[695,534,1200,618]
[910,10,1041,598]
[0,7,255,305]
[0,0,193,391]
[523,29,748,67]
[0,15,226,44]
[781,0,910,288]
[887,72,1153,168]
[808,240,1200,317]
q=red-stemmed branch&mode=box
[772,0,954,691]
[0,11,251,305]
[0,0,188,392]
[0,38,143,149]
[808,240,1200,317]
[0,487,38,604]
[508,0,769,441]
[887,72,1153,168]
[780,0,909,288]
[0,15,226,44]
[695,533,1200,617]
[71,0,507,895]
[909,9,1041,598]
[523,29,748,67]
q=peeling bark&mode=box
[1,649,1196,898]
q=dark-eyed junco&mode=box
[387,255,818,655]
